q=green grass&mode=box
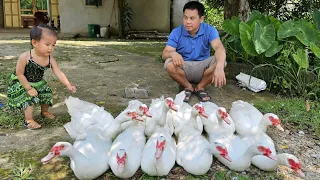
[105,40,166,60]
[254,98,320,135]
[12,161,35,180]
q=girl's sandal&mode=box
[41,112,56,119]
[24,119,41,130]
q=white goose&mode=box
[201,102,234,136]
[242,133,306,178]
[64,96,114,140]
[144,97,177,137]
[175,104,231,175]
[120,100,152,131]
[229,100,284,136]
[140,126,176,176]
[41,127,111,180]
[213,134,276,171]
[252,153,305,177]
[108,116,146,178]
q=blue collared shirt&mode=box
[167,23,220,61]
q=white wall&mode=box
[59,0,119,34]
[172,0,195,28]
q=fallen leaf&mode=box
[306,100,310,112]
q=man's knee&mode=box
[166,61,177,74]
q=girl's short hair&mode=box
[30,24,57,42]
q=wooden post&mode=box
[117,0,123,37]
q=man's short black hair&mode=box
[30,24,57,42]
[183,1,205,17]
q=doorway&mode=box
[20,0,48,27]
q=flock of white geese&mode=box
[41,91,305,179]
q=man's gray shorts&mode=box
[164,56,221,83]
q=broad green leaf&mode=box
[226,35,239,42]
[253,21,276,54]
[277,20,297,39]
[239,22,258,56]
[247,10,268,26]
[269,16,281,30]
[313,9,320,30]
[265,41,283,57]
[292,49,309,69]
[295,20,320,46]
[310,42,320,59]
[222,17,241,36]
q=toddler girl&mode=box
[7,24,76,129]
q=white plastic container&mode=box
[100,27,107,37]
[236,72,267,92]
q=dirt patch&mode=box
[0,38,319,179]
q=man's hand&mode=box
[171,52,184,67]
[212,68,226,88]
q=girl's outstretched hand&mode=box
[67,84,77,93]
[27,88,38,97]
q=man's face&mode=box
[183,9,204,33]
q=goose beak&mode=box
[144,111,152,118]
[276,124,284,131]
[223,117,231,125]
[296,169,305,178]
[267,154,277,160]
[41,152,57,164]
[155,148,163,160]
[223,154,232,162]
[117,164,125,173]
[170,104,178,111]
[134,115,145,122]
[200,111,208,118]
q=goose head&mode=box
[41,142,72,164]
[138,104,152,118]
[122,110,145,123]
[192,103,208,118]
[256,145,277,160]
[261,113,284,131]
[216,107,231,125]
[116,149,127,173]
[280,154,305,177]
[165,97,178,112]
[155,135,166,160]
[211,142,232,162]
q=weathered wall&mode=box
[59,0,119,35]
[172,0,193,28]
[0,0,4,28]
[127,0,171,33]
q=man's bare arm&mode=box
[211,39,227,87]
[162,46,184,67]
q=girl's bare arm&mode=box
[16,53,33,91]
[50,57,72,87]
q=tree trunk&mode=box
[224,0,240,20]
[224,0,250,21]
[239,0,250,21]
[0,0,4,28]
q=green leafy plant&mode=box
[120,0,134,36]
[222,11,320,99]
[12,161,35,180]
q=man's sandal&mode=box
[41,112,56,119]
[24,119,41,130]
[195,89,211,102]
[184,89,194,102]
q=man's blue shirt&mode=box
[167,22,220,61]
